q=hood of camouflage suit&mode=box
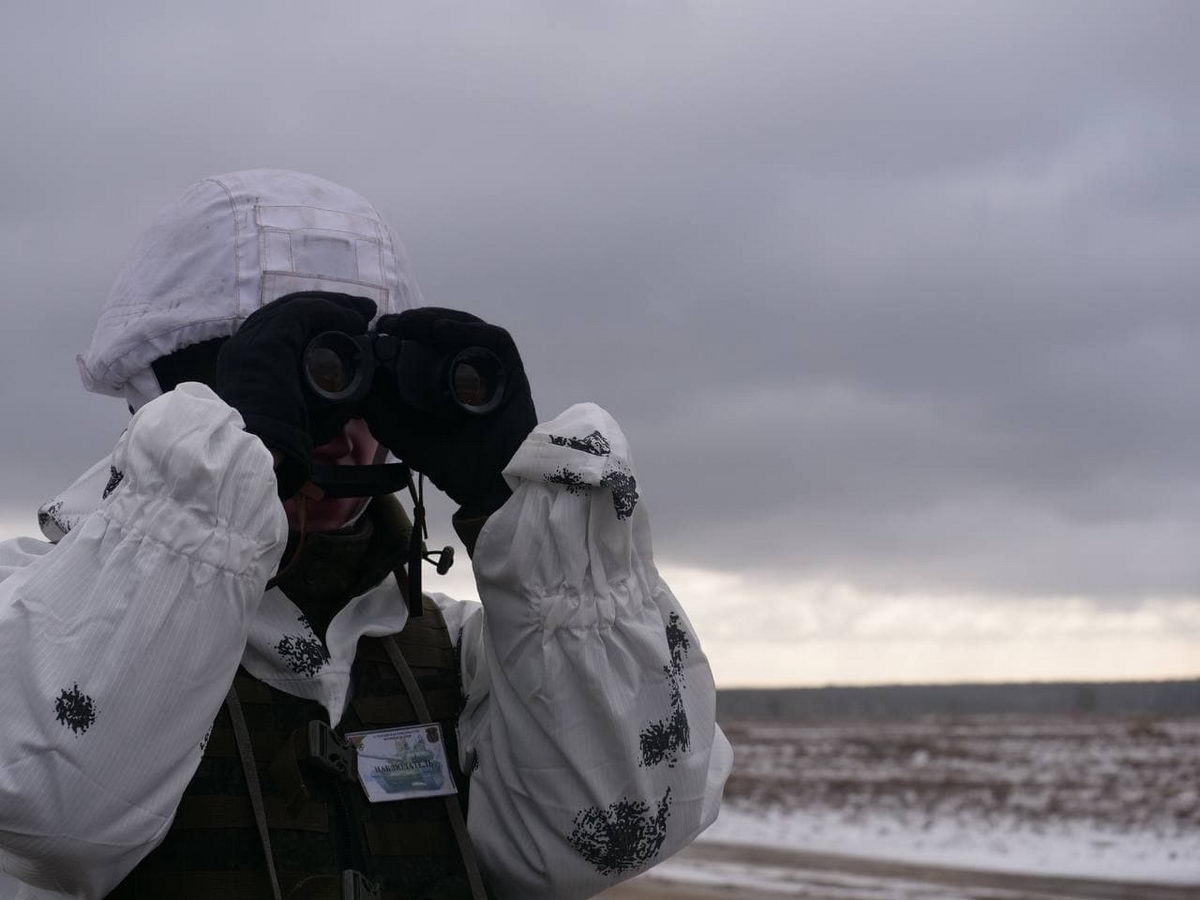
[77,169,422,411]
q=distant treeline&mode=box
[717,680,1200,721]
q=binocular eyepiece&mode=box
[302,331,508,417]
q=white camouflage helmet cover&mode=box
[78,169,422,410]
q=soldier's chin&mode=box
[284,494,367,533]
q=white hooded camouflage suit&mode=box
[0,170,733,899]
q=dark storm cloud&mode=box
[1,2,1197,603]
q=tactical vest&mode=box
[107,503,487,900]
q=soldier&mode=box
[0,170,732,899]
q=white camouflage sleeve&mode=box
[0,383,287,899]
[447,403,733,900]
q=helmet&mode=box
[77,169,422,410]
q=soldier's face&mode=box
[283,417,380,532]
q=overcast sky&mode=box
[1,1,1197,686]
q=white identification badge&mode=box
[345,724,459,803]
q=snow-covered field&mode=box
[608,715,1200,898]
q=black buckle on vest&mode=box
[342,870,381,900]
[306,720,356,781]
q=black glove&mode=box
[364,308,537,515]
[215,292,377,499]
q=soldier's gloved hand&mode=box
[365,308,537,516]
[215,292,377,500]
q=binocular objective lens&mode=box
[452,362,492,407]
[448,348,505,414]
[304,345,354,396]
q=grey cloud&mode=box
[1,1,1198,604]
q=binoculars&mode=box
[302,331,508,417]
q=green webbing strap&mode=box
[364,820,457,857]
[114,871,289,900]
[383,636,489,900]
[351,688,463,725]
[171,793,328,832]
[226,683,284,900]
[269,726,317,818]
[113,872,401,900]
[202,725,286,759]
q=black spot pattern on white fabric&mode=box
[545,467,589,495]
[54,683,97,735]
[550,429,612,456]
[38,500,74,538]
[639,612,692,767]
[640,701,689,768]
[601,467,639,520]
[568,788,672,876]
[102,466,124,499]
[275,614,331,677]
[664,611,691,675]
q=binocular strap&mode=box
[225,684,284,900]
[381,635,488,900]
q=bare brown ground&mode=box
[594,841,1200,900]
